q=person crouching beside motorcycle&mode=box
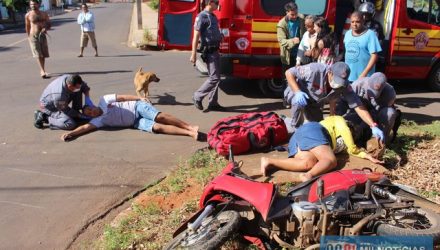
[261,115,383,182]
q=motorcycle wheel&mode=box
[376,207,440,244]
[164,210,241,250]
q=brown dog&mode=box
[134,68,161,98]
[366,137,385,159]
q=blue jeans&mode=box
[133,101,160,133]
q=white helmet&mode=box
[359,2,375,17]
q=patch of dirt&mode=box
[136,179,203,210]
[390,138,440,204]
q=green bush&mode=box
[148,0,159,10]
[4,0,28,12]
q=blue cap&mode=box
[329,62,350,88]
[367,72,387,98]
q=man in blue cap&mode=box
[337,72,398,145]
[284,61,385,142]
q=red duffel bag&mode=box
[207,112,288,156]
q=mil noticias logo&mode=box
[320,236,434,250]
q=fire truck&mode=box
[157,0,440,96]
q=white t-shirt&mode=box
[296,31,317,65]
[90,94,137,128]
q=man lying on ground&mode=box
[60,94,200,141]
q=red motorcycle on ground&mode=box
[165,149,440,250]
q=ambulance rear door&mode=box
[157,0,200,50]
[387,0,440,80]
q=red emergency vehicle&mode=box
[157,0,440,95]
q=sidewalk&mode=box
[127,1,158,48]
[0,6,77,31]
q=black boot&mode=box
[34,110,47,129]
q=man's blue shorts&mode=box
[287,122,331,158]
[133,101,160,133]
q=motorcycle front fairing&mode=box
[200,173,275,221]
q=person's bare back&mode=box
[25,0,51,78]
[25,5,50,36]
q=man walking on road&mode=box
[190,0,225,112]
[77,3,98,57]
[25,0,51,78]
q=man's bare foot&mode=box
[190,125,199,133]
[41,72,50,79]
[190,130,198,140]
[299,172,313,182]
[261,157,271,177]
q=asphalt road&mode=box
[0,3,439,249]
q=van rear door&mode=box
[157,0,200,50]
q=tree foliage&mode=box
[3,0,29,12]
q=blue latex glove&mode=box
[371,126,384,142]
[293,91,309,107]
[85,96,95,107]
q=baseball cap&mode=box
[329,62,350,89]
[367,72,387,98]
[67,74,84,86]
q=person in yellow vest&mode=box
[261,115,383,182]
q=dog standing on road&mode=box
[134,68,161,99]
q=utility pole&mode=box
[136,0,142,30]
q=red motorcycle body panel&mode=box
[308,170,373,203]
[200,171,274,221]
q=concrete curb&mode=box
[127,1,158,48]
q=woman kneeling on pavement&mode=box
[261,115,383,182]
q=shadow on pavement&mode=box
[221,101,285,114]
[396,97,440,109]
[51,18,77,27]
[400,111,439,124]
[155,92,192,106]
[0,46,20,52]
[0,28,25,35]
[390,80,432,94]
[97,54,151,58]
[52,70,133,76]
[220,78,271,99]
